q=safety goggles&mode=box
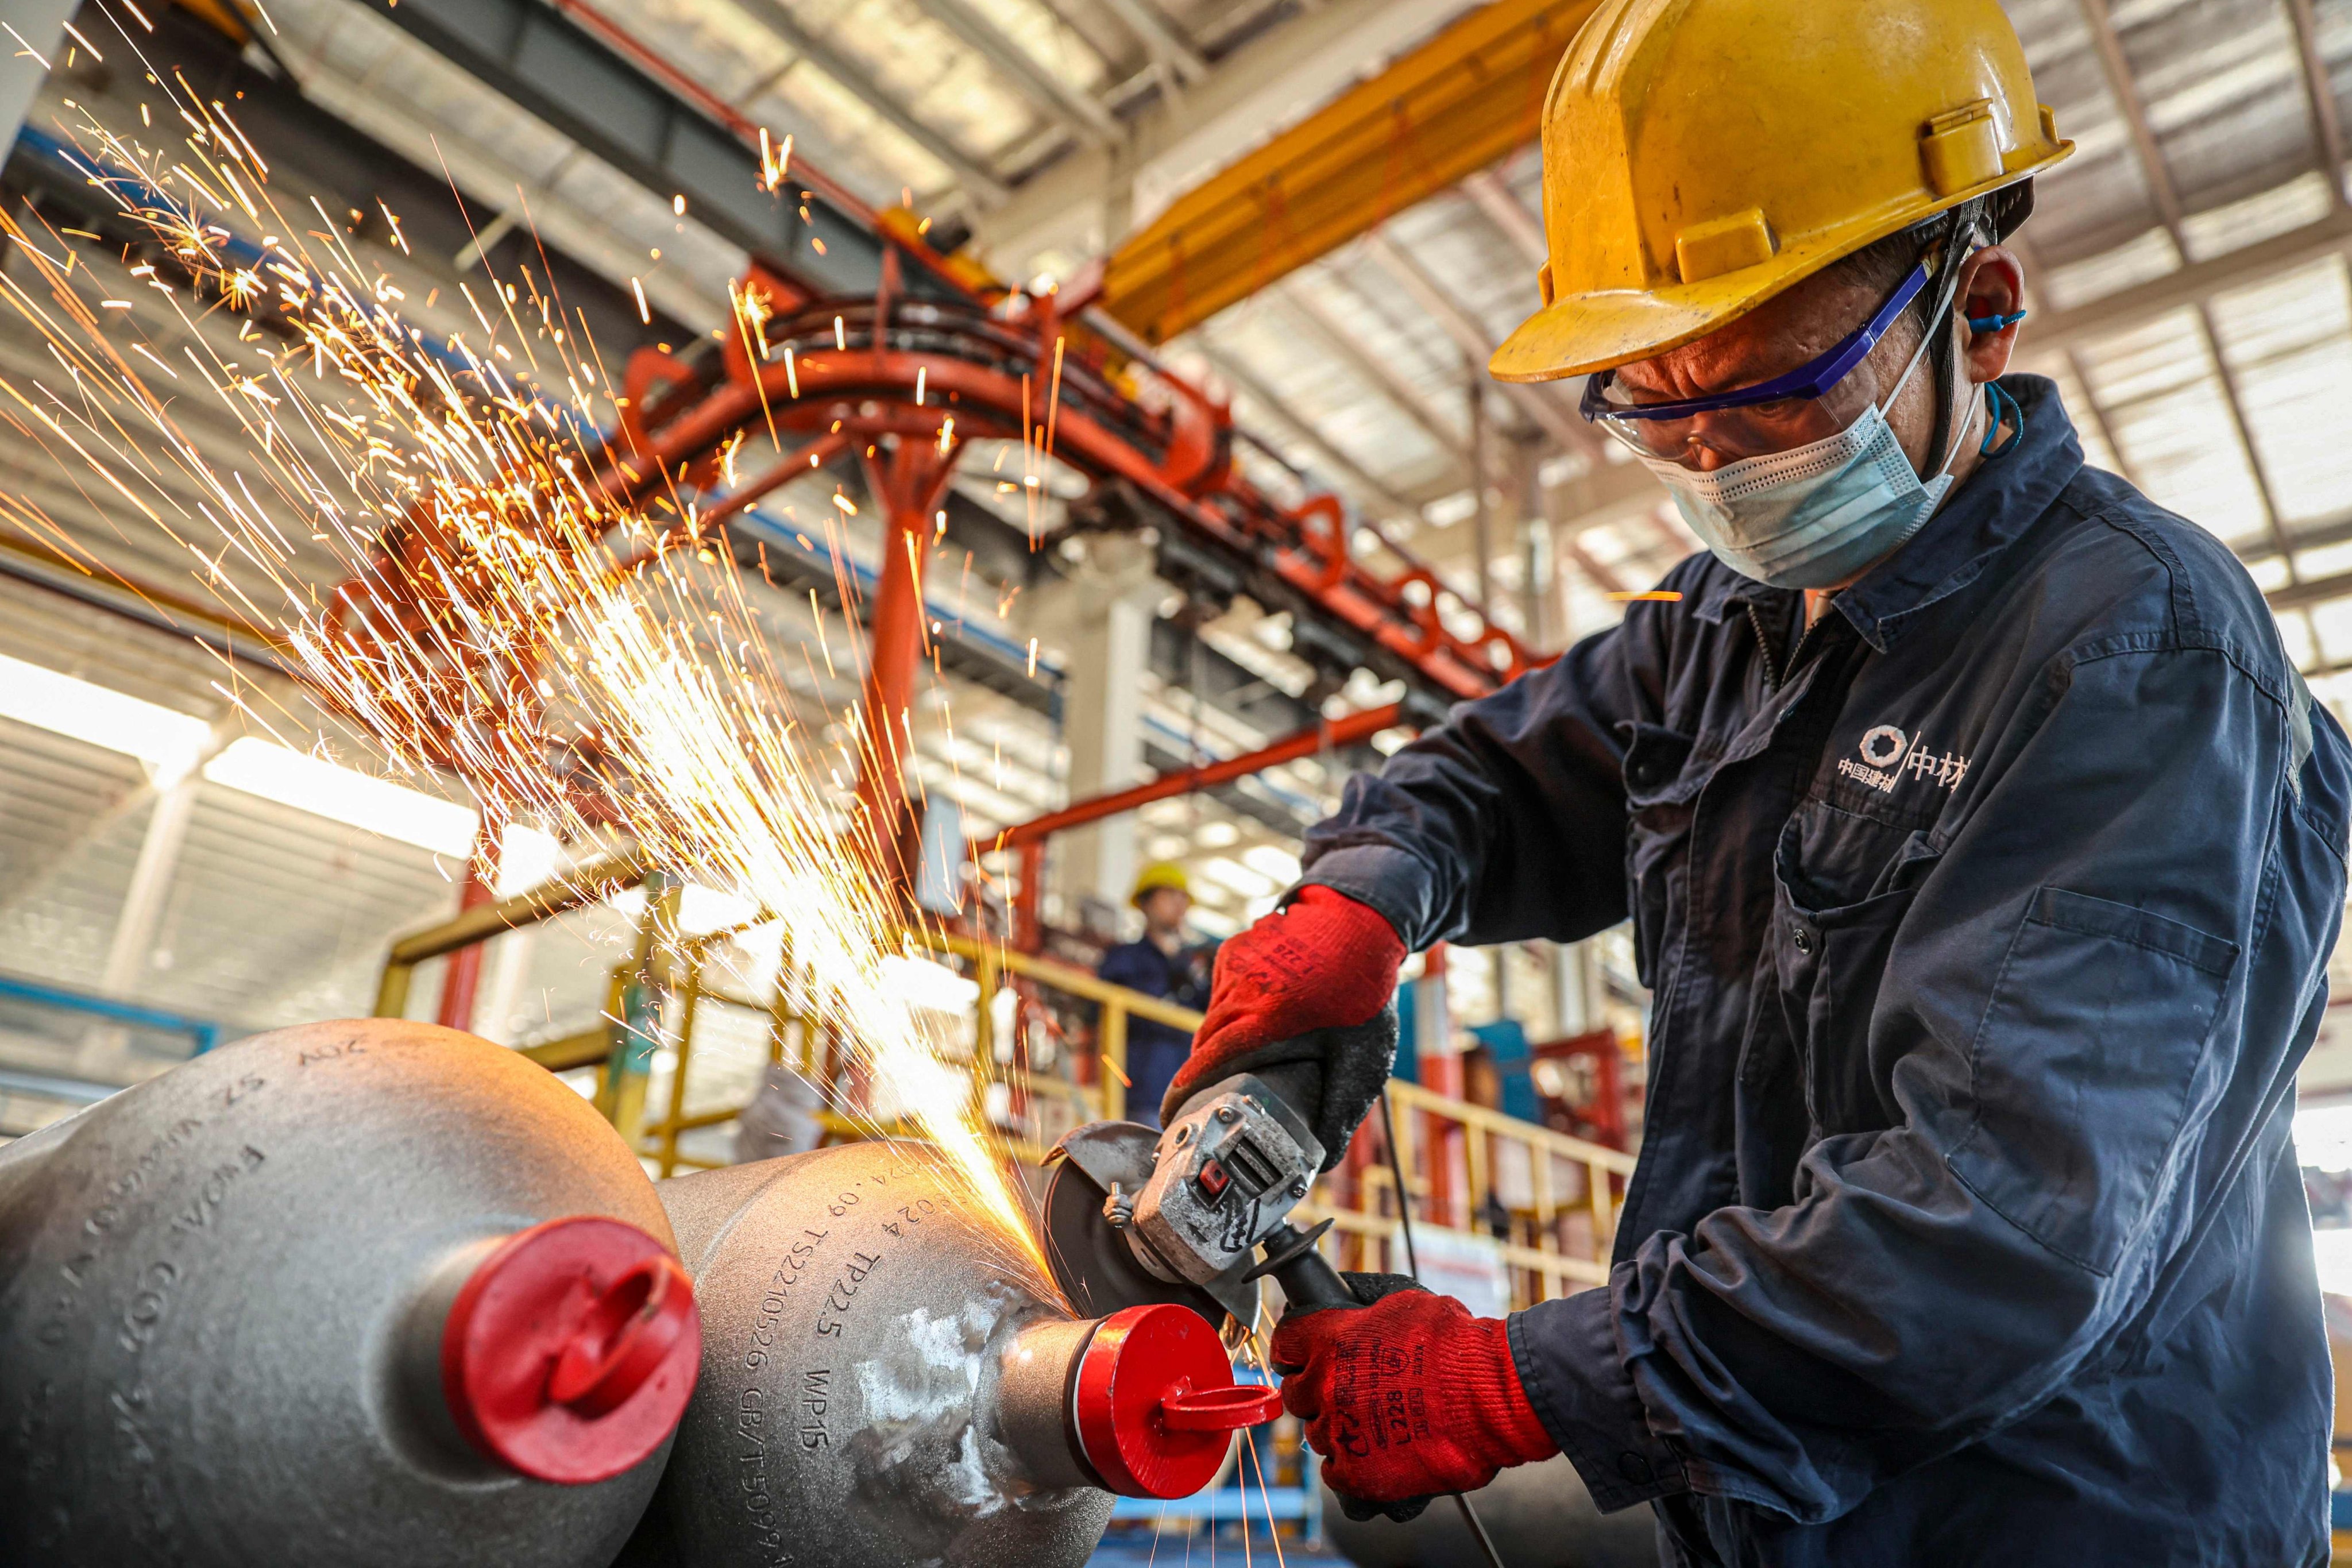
[1581,258,1938,466]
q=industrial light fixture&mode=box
[1239,843,1303,884]
[1197,855,1278,899]
[203,737,479,857]
[1186,906,1240,938]
[0,650,211,786]
[607,882,760,936]
[493,820,567,894]
[0,654,575,869]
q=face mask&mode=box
[1637,323,1980,592]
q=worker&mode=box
[1167,2,2352,1562]
[1097,862,1215,1124]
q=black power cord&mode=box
[1377,1088,1509,1568]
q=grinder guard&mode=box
[1042,1067,1326,1325]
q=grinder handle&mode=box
[1260,1221,1357,1326]
[1248,1060,1326,1136]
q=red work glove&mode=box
[1271,1276,1556,1519]
[1162,886,1406,1121]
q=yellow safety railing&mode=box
[924,929,1199,1136]
[689,929,1199,1171]
[372,848,656,1020]
[376,872,1631,1303]
[1306,1080,1634,1306]
[631,928,1632,1303]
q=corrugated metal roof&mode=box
[16,0,2352,1051]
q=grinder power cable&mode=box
[1376,1088,1510,1568]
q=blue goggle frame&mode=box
[1579,261,1932,424]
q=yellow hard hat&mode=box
[1130,862,1191,906]
[1491,0,2073,384]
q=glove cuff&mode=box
[1453,1316,1559,1472]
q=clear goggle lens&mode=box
[1586,360,1892,467]
[1581,247,1970,470]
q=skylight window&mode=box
[0,651,212,785]
[203,737,478,856]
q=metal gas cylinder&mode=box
[1325,1454,1660,1568]
[0,1018,702,1568]
[621,1140,1282,1568]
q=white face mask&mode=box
[1637,322,1980,592]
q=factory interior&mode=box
[9,0,2352,1562]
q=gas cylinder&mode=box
[619,1140,1282,1568]
[0,1018,702,1567]
[1324,1454,1662,1568]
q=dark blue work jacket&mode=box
[1300,377,2351,1565]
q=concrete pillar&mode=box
[85,750,209,1075]
[0,2,74,156]
[1032,533,1159,933]
[1101,138,1140,254]
[1467,376,1493,613]
[1416,944,1469,1229]
[1414,945,1455,1079]
[1515,439,1550,648]
[98,769,201,999]
[1552,940,1584,1037]
[1552,939,1604,1037]
[469,825,573,1046]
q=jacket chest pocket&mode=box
[1621,723,1714,990]
[1769,805,1941,1136]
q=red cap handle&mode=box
[441,1216,701,1485]
[546,1254,697,1416]
[1073,1303,1261,1497]
[1160,1384,1283,1432]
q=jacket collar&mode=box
[1832,374,2084,650]
[1685,375,2084,649]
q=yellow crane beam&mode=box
[1099,0,1597,345]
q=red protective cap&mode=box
[1072,1303,1284,1499]
[441,1215,701,1484]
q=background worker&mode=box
[1166,1,2352,1562]
[1096,862,1215,1124]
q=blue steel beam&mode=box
[358,0,957,300]
[0,974,225,1055]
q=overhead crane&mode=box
[374,0,1562,913]
[11,0,1554,943]
[591,239,1542,862]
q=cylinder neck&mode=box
[998,1315,1103,1492]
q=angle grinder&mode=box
[1041,1061,1348,1327]
[1042,1068,1514,1565]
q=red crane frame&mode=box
[596,248,1540,879]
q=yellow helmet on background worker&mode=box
[1131,862,1191,907]
[1492,0,2073,384]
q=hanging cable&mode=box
[1378,1087,1508,1568]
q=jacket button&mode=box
[1790,924,1813,953]
[1617,1452,1654,1484]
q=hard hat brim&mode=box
[1490,152,2069,385]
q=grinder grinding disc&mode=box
[1040,1121,1254,1325]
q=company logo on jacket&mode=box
[1837,725,1971,795]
